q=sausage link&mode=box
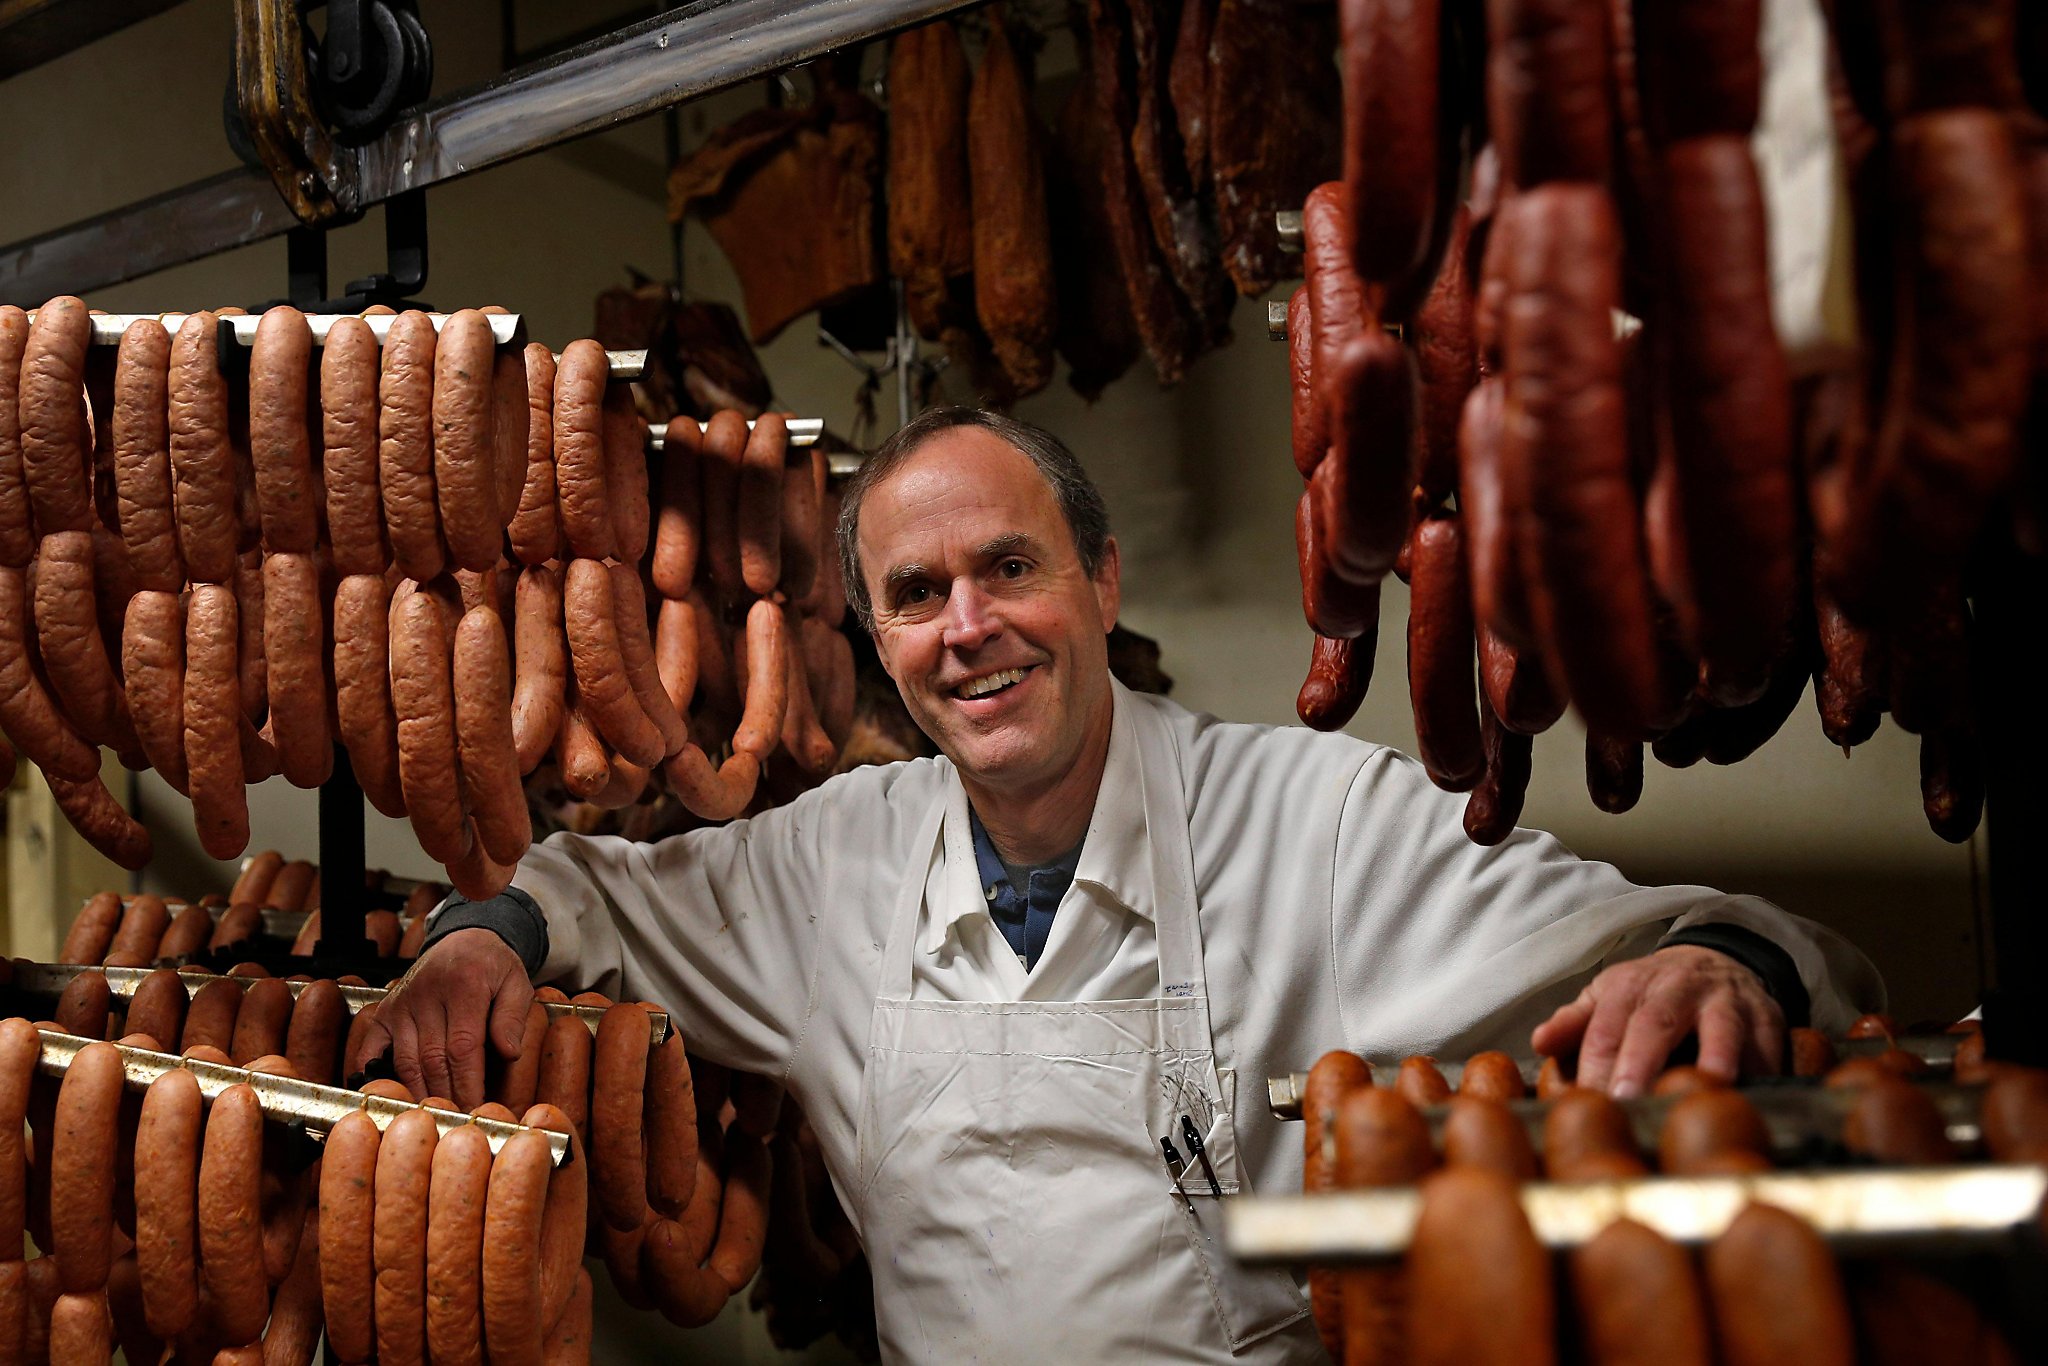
[17,296,95,534]
[372,1108,438,1366]
[263,551,333,788]
[134,1067,202,1340]
[181,977,244,1056]
[1658,136,1797,706]
[1704,1203,1856,1366]
[552,341,615,561]
[651,415,702,597]
[542,1265,592,1366]
[106,892,170,967]
[644,1035,699,1220]
[737,413,784,595]
[1405,1166,1554,1366]
[262,1207,323,1366]
[1465,645,1534,846]
[1335,1088,1435,1365]
[802,614,856,747]
[120,590,189,794]
[511,564,567,774]
[1411,206,1479,499]
[1485,0,1613,186]
[602,382,652,565]
[707,1132,770,1294]
[698,411,750,598]
[1658,1089,1773,1175]
[231,977,295,1065]
[591,1004,653,1232]
[521,1103,588,1333]
[508,344,561,566]
[1313,326,1417,585]
[1458,1051,1526,1101]
[317,1109,379,1363]
[249,306,321,554]
[380,311,446,582]
[1407,512,1485,790]
[209,902,263,953]
[563,557,663,766]
[553,693,611,801]
[35,529,135,749]
[199,1083,270,1344]
[332,573,407,818]
[1301,1051,1371,1360]
[50,1040,121,1293]
[733,596,790,762]
[654,595,699,725]
[1339,0,1442,293]
[1571,1217,1714,1366]
[124,970,190,1052]
[1295,629,1376,732]
[492,1001,550,1117]
[390,587,474,866]
[483,323,530,529]
[481,1131,552,1366]
[452,603,531,864]
[1920,721,1985,844]
[166,312,240,583]
[1395,1056,1453,1107]
[0,306,36,566]
[424,1123,491,1366]
[1441,1095,1537,1179]
[1542,1087,1646,1181]
[54,969,112,1040]
[322,316,388,576]
[1296,488,1378,639]
[1502,184,1661,735]
[780,608,836,775]
[111,319,183,590]
[0,565,98,781]
[610,562,689,756]
[1288,287,1329,479]
[47,768,151,870]
[184,584,249,859]
[59,891,123,965]
[435,310,504,572]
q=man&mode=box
[361,406,1878,1362]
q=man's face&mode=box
[857,427,1121,795]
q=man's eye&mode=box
[899,584,932,606]
[999,559,1027,578]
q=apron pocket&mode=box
[1173,1192,1313,1352]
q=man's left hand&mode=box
[1530,945,1785,1098]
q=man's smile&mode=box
[950,663,1039,703]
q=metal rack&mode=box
[0,0,983,306]
[1224,1165,2046,1263]
[8,962,671,1045]
[32,1028,570,1163]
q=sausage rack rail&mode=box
[0,0,986,305]
[7,961,671,1046]
[30,1028,570,1164]
[22,307,650,381]
[1223,1165,2046,1263]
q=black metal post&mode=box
[313,746,375,979]
[1973,536,2047,1066]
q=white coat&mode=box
[506,681,1881,1356]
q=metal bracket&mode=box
[233,0,361,225]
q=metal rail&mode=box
[9,963,669,1044]
[33,1028,571,1163]
[1225,1165,2048,1263]
[0,0,982,304]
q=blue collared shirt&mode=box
[968,808,1083,972]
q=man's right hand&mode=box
[347,926,534,1109]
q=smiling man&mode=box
[362,406,1879,1363]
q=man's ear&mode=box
[1093,536,1121,633]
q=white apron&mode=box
[853,749,1319,1363]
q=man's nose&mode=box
[939,580,1000,650]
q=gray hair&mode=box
[836,406,1112,631]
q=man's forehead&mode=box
[866,429,1060,521]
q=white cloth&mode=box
[856,746,1316,1360]
[509,683,1882,1354]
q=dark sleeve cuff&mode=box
[1659,923,1810,1029]
[419,886,549,976]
